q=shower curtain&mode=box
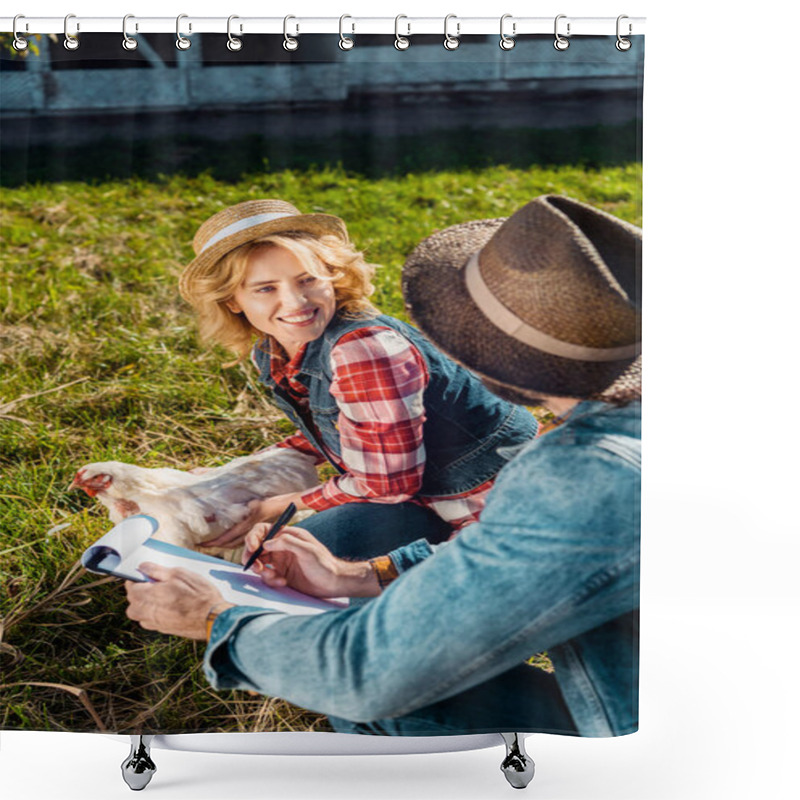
[0,25,643,741]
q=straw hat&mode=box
[179,199,349,297]
[402,195,641,402]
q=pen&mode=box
[242,502,297,572]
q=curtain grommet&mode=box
[616,15,632,51]
[554,14,570,51]
[176,14,192,50]
[499,14,516,50]
[283,15,299,51]
[12,14,28,51]
[63,13,80,51]
[394,15,411,50]
[444,14,460,51]
[122,14,138,51]
[339,15,355,51]
[227,15,243,51]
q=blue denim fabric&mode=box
[251,311,538,497]
[327,660,578,736]
[204,401,640,737]
[295,501,452,560]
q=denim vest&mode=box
[252,312,538,498]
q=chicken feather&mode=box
[70,448,320,562]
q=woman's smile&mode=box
[226,245,337,357]
[280,308,319,325]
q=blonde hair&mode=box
[181,231,378,360]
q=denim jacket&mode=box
[251,311,538,497]
[204,400,641,737]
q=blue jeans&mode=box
[295,501,453,561]
[328,661,578,736]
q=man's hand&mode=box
[125,563,234,640]
[201,492,307,548]
[243,525,381,598]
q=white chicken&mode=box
[69,448,320,561]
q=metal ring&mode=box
[499,14,516,50]
[443,14,460,51]
[122,14,138,51]
[616,14,632,51]
[394,15,410,50]
[554,14,570,51]
[63,13,80,51]
[176,14,191,50]
[283,15,299,51]
[12,15,28,51]
[339,15,355,50]
[227,15,243,51]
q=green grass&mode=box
[0,162,641,732]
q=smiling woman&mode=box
[181,202,377,362]
[225,242,344,358]
[176,199,539,560]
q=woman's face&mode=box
[226,245,336,358]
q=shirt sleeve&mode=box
[299,328,429,511]
[387,538,437,573]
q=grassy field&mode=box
[0,163,641,733]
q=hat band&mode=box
[464,252,641,362]
[200,212,295,253]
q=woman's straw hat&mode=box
[402,195,642,402]
[179,199,348,297]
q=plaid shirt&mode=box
[264,327,494,530]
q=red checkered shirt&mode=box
[260,327,495,530]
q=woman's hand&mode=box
[125,563,234,640]
[242,525,381,598]
[201,492,307,548]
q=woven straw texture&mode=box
[180,199,348,299]
[402,196,642,402]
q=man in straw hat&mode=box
[125,195,641,741]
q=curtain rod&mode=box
[1,16,646,37]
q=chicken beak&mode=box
[68,469,108,496]
[69,479,95,496]
[71,472,111,497]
